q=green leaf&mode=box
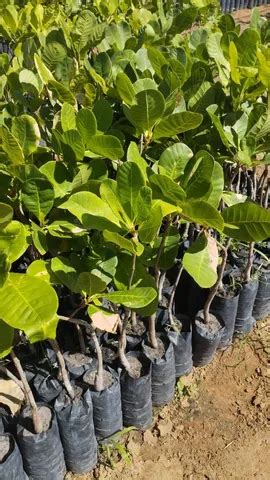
[93,99,112,132]
[21,178,54,223]
[206,105,232,149]
[117,162,145,221]
[0,320,14,359]
[43,42,67,68]
[100,179,131,228]
[76,108,97,145]
[0,203,13,229]
[61,103,76,132]
[48,80,75,104]
[169,7,198,35]
[135,186,152,224]
[147,46,168,79]
[124,89,165,132]
[97,287,157,309]
[0,127,24,165]
[27,259,50,283]
[77,272,106,297]
[61,130,85,161]
[59,191,121,231]
[0,221,28,262]
[115,72,135,105]
[34,53,54,84]
[103,230,144,256]
[126,142,148,181]
[105,21,131,50]
[19,69,41,93]
[138,204,163,244]
[222,202,270,242]
[50,256,78,291]
[158,143,193,181]
[153,112,203,140]
[181,200,224,231]
[0,273,59,343]
[150,174,186,204]
[183,234,218,288]
[86,135,124,160]
[221,191,247,207]
[11,115,40,157]
[40,161,73,198]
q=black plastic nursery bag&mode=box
[234,279,258,337]
[32,371,63,403]
[210,293,239,349]
[0,433,28,480]
[253,269,270,321]
[192,311,224,367]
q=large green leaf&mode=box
[117,162,145,222]
[40,161,73,198]
[105,21,131,50]
[115,72,135,105]
[59,192,122,231]
[61,103,76,132]
[11,115,40,157]
[61,130,85,161]
[124,89,165,132]
[50,256,78,291]
[169,7,198,35]
[138,204,163,243]
[103,230,144,256]
[0,221,28,262]
[126,142,148,181]
[86,135,124,160]
[48,80,75,104]
[0,127,24,165]
[181,200,224,231]
[0,274,59,343]
[0,320,14,359]
[147,46,168,79]
[21,178,55,223]
[97,287,157,309]
[0,203,13,230]
[158,143,193,181]
[100,179,131,228]
[183,234,218,288]
[153,112,203,139]
[135,186,152,224]
[150,174,186,204]
[222,202,270,242]
[76,108,97,145]
[76,272,106,297]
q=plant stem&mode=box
[264,181,269,209]
[10,351,43,434]
[203,239,231,324]
[158,271,166,303]
[129,253,137,290]
[59,315,91,330]
[76,324,86,354]
[49,339,75,400]
[118,310,133,375]
[242,242,254,284]
[131,310,137,329]
[168,265,183,325]
[91,330,104,391]
[148,313,158,349]
[0,365,24,390]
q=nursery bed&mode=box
[66,318,269,480]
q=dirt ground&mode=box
[67,317,269,480]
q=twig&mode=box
[11,351,43,434]
[168,265,183,324]
[242,242,254,283]
[91,330,104,391]
[49,339,75,400]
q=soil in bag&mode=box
[121,351,152,430]
[234,279,258,337]
[165,315,193,378]
[17,403,66,480]
[63,352,94,380]
[32,370,63,403]
[0,433,28,480]
[54,387,97,474]
[192,311,224,367]
[210,288,239,349]
[83,367,122,441]
[253,269,270,320]
[126,319,146,352]
[142,335,176,406]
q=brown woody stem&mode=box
[118,311,133,375]
[242,242,254,284]
[49,339,75,400]
[203,239,231,324]
[168,265,183,325]
[91,330,104,391]
[10,351,43,434]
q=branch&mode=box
[242,242,254,284]
[49,340,75,400]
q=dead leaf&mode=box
[91,311,120,333]
[207,235,218,273]
[0,379,24,415]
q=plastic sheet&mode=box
[55,390,97,473]
[234,279,258,337]
[210,293,239,349]
[192,311,224,367]
[0,433,28,480]
[17,404,66,480]
[253,269,270,321]
[143,336,175,406]
[121,351,152,430]
[32,371,63,403]
[88,368,123,441]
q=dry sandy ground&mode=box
[67,317,269,480]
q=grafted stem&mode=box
[203,239,231,324]
[118,310,133,375]
[49,339,75,400]
[11,351,43,434]
[91,330,104,391]
[242,242,254,284]
[168,265,183,325]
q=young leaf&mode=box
[86,135,124,160]
[0,274,59,343]
[76,108,97,144]
[181,200,224,231]
[0,221,28,262]
[0,127,24,165]
[158,143,193,181]
[100,179,131,228]
[183,234,218,288]
[138,204,163,243]
[124,89,165,132]
[150,174,186,204]
[222,202,270,242]
[77,272,107,297]
[96,287,157,309]
[135,186,152,224]
[59,192,122,231]
[153,112,203,139]
[126,142,148,181]
[117,162,145,221]
[40,161,73,198]
[103,230,144,256]
[61,103,76,132]
[21,178,55,224]
[11,115,41,157]
[115,72,135,105]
